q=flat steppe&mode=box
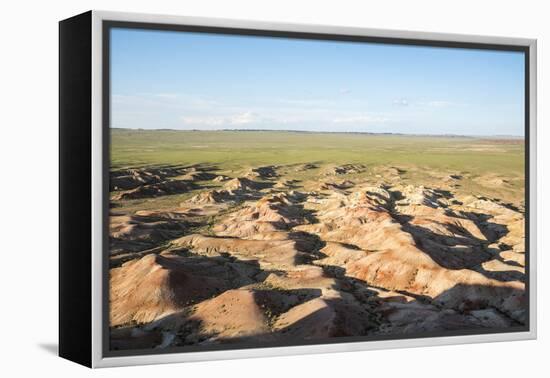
[109,129,526,351]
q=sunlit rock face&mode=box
[109,162,526,350]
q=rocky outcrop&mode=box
[110,213,187,255]
[110,253,227,326]
[109,162,526,350]
[112,180,197,200]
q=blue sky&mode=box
[111,28,525,136]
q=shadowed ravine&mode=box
[108,160,526,351]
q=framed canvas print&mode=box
[59,10,537,368]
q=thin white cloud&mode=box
[274,98,334,107]
[424,100,461,107]
[113,93,221,108]
[332,115,390,124]
[392,98,409,107]
[153,93,180,99]
[180,111,262,127]
[391,98,464,108]
[116,92,394,131]
[231,111,260,125]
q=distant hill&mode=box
[110,127,524,139]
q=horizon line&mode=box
[111,127,525,139]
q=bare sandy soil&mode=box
[109,162,526,351]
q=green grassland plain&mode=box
[110,129,525,213]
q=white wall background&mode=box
[0,0,546,376]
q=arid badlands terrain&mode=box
[109,130,526,352]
